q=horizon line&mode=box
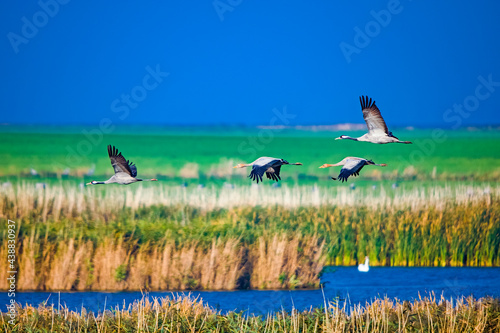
[1,123,500,130]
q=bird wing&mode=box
[107,145,137,177]
[359,96,389,134]
[249,164,266,183]
[265,165,282,181]
[337,158,367,182]
[274,165,282,179]
[252,157,278,166]
[249,157,279,183]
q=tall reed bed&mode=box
[1,182,497,219]
[2,294,499,332]
[0,232,324,291]
[0,183,498,291]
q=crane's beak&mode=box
[380,164,387,167]
[85,182,92,186]
[334,137,341,140]
[292,162,303,165]
[151,178,158,181]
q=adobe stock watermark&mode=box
[398,74,499,167]
[213,0,243,21]
[6,219,18,326]
[339,0,409,64]
[443,74,499,129]
[60,65,169,168]
[7,0,71,54]
[237,106,296,160]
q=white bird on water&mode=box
[358,256,370,272]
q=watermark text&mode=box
[6,219,18,325]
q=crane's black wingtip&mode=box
[107,145,124,158]
[359,95,376,109]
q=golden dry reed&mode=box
[0,233,323,291]
[1,294,499,332]
[0,183,498,291]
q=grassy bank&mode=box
[0,183,499,291]
[2,294,499,332]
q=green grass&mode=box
[1,126,500,182]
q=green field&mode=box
[1,126,500,184]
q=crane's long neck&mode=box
[86,180,106,185]
[342,136,358,141]
[319,162,343,168]
[365,160,387,167]
[104,176,118,184]
[234,163,253,168]
[90,176,117,185]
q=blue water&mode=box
[2,267,499,315]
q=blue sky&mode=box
[1,1,500,127]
